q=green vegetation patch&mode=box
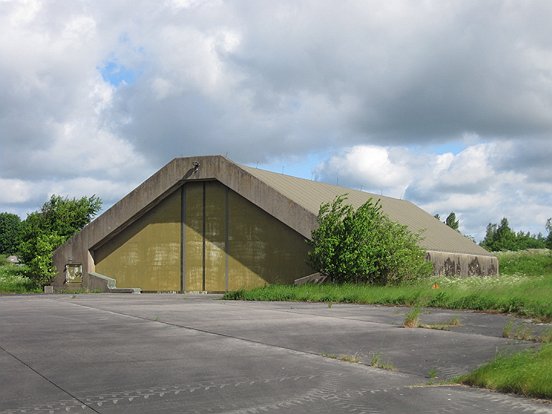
[458,344,552,399]
[497,250,552,277]
[0,260,39,294]
[224,251,552,322]
[223,273,552,321]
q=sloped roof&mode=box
[240,165,491,256]
[54,155,492,269]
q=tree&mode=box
[547,218,552,250]
[19,195,102,286]
[445,212,459,231]
[480,217,546,251]
[308,195,432,285]
[0,212,22,254]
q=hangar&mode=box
[52,155,497,292]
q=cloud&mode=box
[315,142,552,239]
[1,0,552,238]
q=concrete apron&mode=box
[0,294,550,414]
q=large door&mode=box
[183,181,227,291]
[183,181,312,292]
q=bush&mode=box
[308,195,432,285]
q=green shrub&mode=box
[18,194,101,287]
[308,195,432,285]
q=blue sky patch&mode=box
[99,60,140,87]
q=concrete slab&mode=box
[1,294,550,414]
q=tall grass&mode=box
[223,250,552,321]
[497,249,552,277]
[0,257,39,294]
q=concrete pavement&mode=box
[0,294,550,413]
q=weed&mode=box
[513,324,534,341]
[541,328,552,343]
[503,319,514,338]
[404,307,421,328]
[420,317,462,331]
[427,368,438,379]
[322,353,361,363]
[501,320,552,343]
[503,319,535,341]
[327,302,333,309]
[448,317,461,326]
[369,352,395,370]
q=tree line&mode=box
[434,212,552,251]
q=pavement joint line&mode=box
[55,298,417,379]
[0,343,101,414]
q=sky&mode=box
[1,0,552,241]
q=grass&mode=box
[223,251,552,322]
[0,257,40,294]
[458,343,552,399]
[403,306,421,328]
[497,249,552,276]
[419,317,461,331]
[322,353,361,363]
[223,274,552,322]
[370,353,395,370]
[502,319,552,343]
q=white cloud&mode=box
[315,141,552,240]
[0,179,33,204]
[1,0,552,240]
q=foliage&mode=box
[458,343,552,399]
[18,195,102,287]
[0,212,22,254]
[480,217,547,251]
[445,212,459,231]
[547,218,552,249]
[308,195,432,285]
[0,257,39,293]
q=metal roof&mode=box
[240,164,492,256]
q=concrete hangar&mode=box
[53,155,497,292]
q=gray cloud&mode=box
[1,0,552,236]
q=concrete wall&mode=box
[427,251,499,277]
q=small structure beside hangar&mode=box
[52,155,497,292]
